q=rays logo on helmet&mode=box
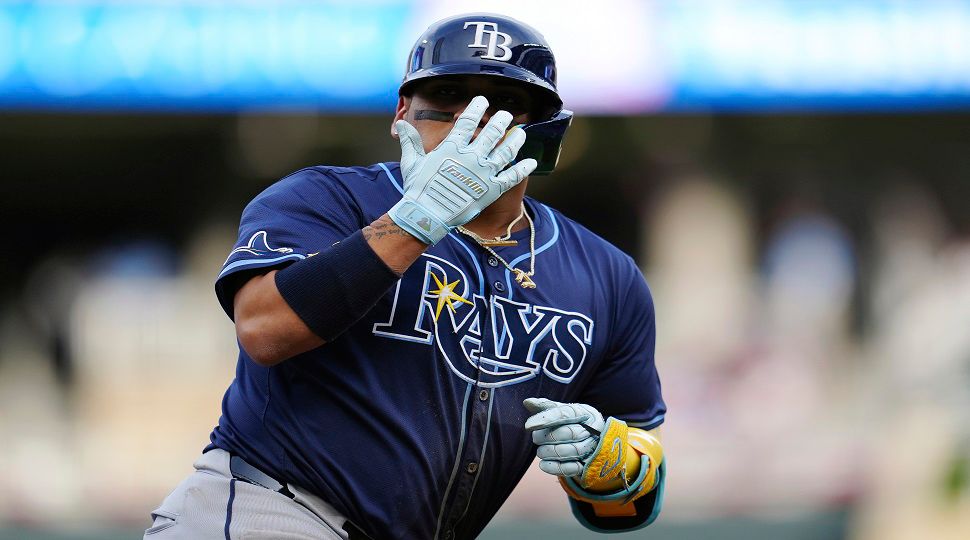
[464,21,512,61]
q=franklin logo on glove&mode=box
[441,161,487,197]
[388,95,536,245]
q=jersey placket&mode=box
[435,251,504,539]
[437,383,493,538]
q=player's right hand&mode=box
[388,95,537,245]
[524,397,632,492]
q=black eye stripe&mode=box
[415,110,454,122]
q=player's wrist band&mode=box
[388,199,450,245]
[274,230,400,342]
[563,454,653,505]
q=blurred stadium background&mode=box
[2,0,969,538]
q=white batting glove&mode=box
[523,397,606,478]
[388,95,537,245]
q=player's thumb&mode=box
[395,120,425,176]
[523,397,560,415]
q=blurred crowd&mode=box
[639,176,970,540]
[1,162,968,540]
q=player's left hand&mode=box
[524,397,631,491]
[389,95,537,245]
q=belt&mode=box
[229,453,295,498]
[228,453,371,540]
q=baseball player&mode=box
[145,13,665,539]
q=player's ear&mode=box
[391,96,410,139]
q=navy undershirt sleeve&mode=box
[274,230,401,342]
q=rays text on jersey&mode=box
[373,254,594,387]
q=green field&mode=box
[0,511,848,540]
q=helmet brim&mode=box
[399,63,562,111]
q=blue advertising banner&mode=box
[0,0,968,112]
[0,1,411,111]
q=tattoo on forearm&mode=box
[363,216,414,242]
[415,109,454,122]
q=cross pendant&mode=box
[513,269,536,289]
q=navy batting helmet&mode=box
[400,13,572,175]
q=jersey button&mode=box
[493,281,506,292]
[479,389,489,401]
[466,462,479,474]
[487,256,499,267]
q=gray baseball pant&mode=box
[144,448,349,539]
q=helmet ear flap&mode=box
[517,110,573,176]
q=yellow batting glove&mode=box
[579,415,630,490]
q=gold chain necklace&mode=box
[455,206,525,247]
[457,204,537,289]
